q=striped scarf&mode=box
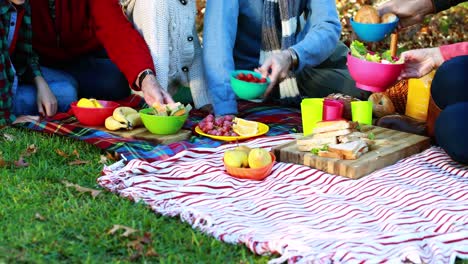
[119,0,136,20]
[261,0,301,105]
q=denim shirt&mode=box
[203,0,341,115]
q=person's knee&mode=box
[435,102,468,164]
[54,81,78,112]
[431,55,468,109]
[13,86,36,115]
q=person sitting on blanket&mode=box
[30,0,180,108]
[0,0,77,126]
[202,0,368,116]
[118,0,211,110]
[378,0,468,164]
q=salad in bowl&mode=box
[350,40,404,64]
[347,40,405,92]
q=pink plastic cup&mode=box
[322,99,344,121]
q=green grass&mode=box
[0,127,270,263]
[1,127,467,264]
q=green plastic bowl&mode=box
[139,108,188,135]
[230,70,270,100]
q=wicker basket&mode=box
[384,80,408,114]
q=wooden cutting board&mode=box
[72,122,192,145]
[272,126,431,179]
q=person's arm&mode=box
[290,0,342,72]
[203,0,239,116]
[439,42,468,61]
[399,42,467,79]
[90,0,155,91]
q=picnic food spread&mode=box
[223,146,276,180]
[150,102,192,116]
[105,107,142,131]
[354,5,397,24]
[368,92,396,117]
[76,98,103,108]
[224,146,272,169]
[235,72,267,83]
[350,40,403,64]
[296,120,371,160]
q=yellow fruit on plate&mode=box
[232,117,258,136]
[90,98,103,108]
[77,98,103,108]
[234,145,252,156]
[233,124,257,137]
[233,117,258,128]
[76,98,96,108]
[248,148,272,168]
[224,150,249,168]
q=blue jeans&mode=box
[432,56,468,164]
[49,51,131,101]
[13,67,78,116]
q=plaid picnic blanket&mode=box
[98,135,468,263]
[15,95,301,162]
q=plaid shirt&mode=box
[0,0,42,125]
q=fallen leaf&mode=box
[105,152,120,161]
[0,157,7,168]
[55,149,69,158]
[14,156,29,167]
[62,180,101,197]
[2,133,14,141]
[68,160,90,166]
[127,240,143,251]
[23,144,37,156]
[145,248,159,257]
[127,233,156,261]
[35,213,46,221]
[108,224,138,237]
[99,155,109,164]
[72,149,80,159]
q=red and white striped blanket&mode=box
[98,135,468,263]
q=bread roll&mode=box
[381,13,398,23]
[368,93,395,118]
[355,5,381,24]
[376,114,427,135]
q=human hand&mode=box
[399,47,444,79]
[13,115,41,124]
[141,74,175,106]
[35,76,57,117]
[376,0,434,28]
[255,50,292,98]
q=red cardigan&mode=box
[31,0,154,90]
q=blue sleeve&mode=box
[292,0,342,72]
[202,0,239,116]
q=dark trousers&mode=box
[432,55,468,164]
[46,50,131,101]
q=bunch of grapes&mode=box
[198,114,238,137]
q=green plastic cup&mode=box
[139,108,188,135]
[301,98,324,136]
[351,101,373,125]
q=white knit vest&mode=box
[121,0,211,109]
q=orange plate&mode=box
[223,152,276,181]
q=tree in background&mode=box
[195,0,467,51]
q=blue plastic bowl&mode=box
[350,17,399,42]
